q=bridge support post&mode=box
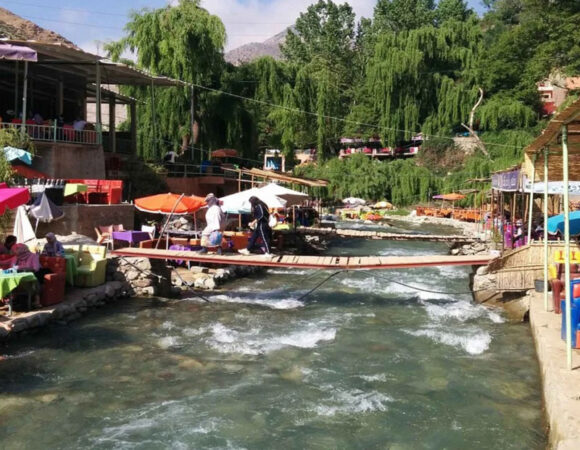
[543,148,549,312]
[562,125,572,370]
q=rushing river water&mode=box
[0,221,545,449]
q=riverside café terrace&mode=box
[0,40,184,162]
[522,96,580,370]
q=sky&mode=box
[1,0,487,54]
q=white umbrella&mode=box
[342,197,366,206]
[220,188,286,214]
[257,183,309,206]
[13,205,35,243]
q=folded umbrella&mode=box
[13,205,36,243]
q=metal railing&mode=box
[165,163,240,178]
[0,121,100,145]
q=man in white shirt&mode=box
[199,193,225,254]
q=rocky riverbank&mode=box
[0,281,132,341]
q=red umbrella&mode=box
[0,186,30,215]
[11,165,48,179]
[134,193,206,215]
[211,149,238,158]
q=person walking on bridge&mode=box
[239,196,273,257]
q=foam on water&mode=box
[423,301,504,324]
[208,293,305,310]
[357,374,388,382]
[312,387,392,417]
[405,327,492,355]
[202,322,336,355]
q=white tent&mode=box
[257,183,309,206]
[342,197,366,206]
[220,188,287,214]
[13,205,35,243]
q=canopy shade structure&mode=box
[3,147,32,165]
[342,197,366,206]
[2,39,185,87]
[211,149,238,158]
[0,186,30,215]
[523,180,580,195]
[220,188,286,214]
[0,43,37,62]
[29,192,64,223]
[257,183,309,206]
[547,211,580,236]
[135,193,206,215]
[432,193,466,201]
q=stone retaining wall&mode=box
[0,281,131,341]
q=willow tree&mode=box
[279,0,357,160]
[106,0,226,160]
[350,18,483,145]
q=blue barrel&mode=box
[561,300,580,348]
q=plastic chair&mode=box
[75,245,107,287]
[141,225,156,239]
[39,256,66,306]
[95,226,114,251]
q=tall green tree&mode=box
[373,0,436,33]
[106,0,227,160]
[279,0,357,160]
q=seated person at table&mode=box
[42,232,65,257]
[0,235,17,255]
[12,244,46,309]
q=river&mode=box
[0,221,545,449]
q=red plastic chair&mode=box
[39,256,67,306]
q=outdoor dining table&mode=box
[63,183,88,198]
[112,230,151,247]
[0,271,37,316]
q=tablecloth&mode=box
[64,183,87,197]
[0,272,37,299]
[112,230,151,246]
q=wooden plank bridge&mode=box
[297,226,479,243]
[112,247,494,270]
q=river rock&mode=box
[476,265,489,276]
[204,278,217,290]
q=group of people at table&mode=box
[0,233,65,312]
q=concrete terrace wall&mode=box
[36,204,134,239]
[32,142,106,179]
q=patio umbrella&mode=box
[11,165,48,179]
[0,43,38,62]
[373,201,393,209]
[211,149,238,158]
[3,147,32,165]
[13,205,35,243]
[257,183,308,206]
[547,211,580,236]
[134,193,206,215]
[220,188,286,214]
[342,197,366,206]
[0,185,30,215]
[432,193,465,201]
[29,192,64,232]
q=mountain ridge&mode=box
[225,28,288,66]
